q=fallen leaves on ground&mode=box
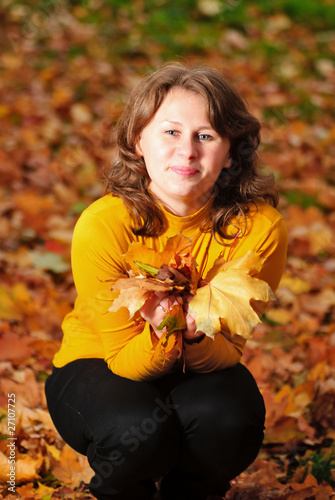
[1,0,335,498]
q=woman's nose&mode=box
[178,135,198,158]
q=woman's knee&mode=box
[199,376,265,454]
[170,366,265,481]
[87,394,181,489]
[176,367,265,435]
[181,394,264,456]
[45,359,181,488]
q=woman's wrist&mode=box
[183,334,206,345]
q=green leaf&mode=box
[158,304,187,333]
[133,260,159,277]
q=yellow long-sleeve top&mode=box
[53,194,288,381]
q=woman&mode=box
[45,63,288,500]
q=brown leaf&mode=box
[0,331,34,361]
[156,264,190,286]
[51,445,94,488]
[16,455,44,482]
[0,369,41,409]
[16,483,37,499]
[151,331,183,367]
[110,277,174,292]
[312,390,335,429]
[0,452,44,483]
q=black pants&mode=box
[45,359,265,500]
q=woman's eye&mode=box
[198,133,212,141]
[166,130,179,136]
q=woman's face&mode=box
[135,88,231,216]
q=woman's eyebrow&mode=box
[161,120,213,129]
[160,120,182,125]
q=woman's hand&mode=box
[140,291,205,344]
[140,292,180,339]
[182,294,206,344]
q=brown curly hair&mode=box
[105,63,278,240]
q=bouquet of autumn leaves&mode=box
[107,234,275,363]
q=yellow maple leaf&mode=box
[108,288,151,319]
[51,444,93,488]
[16,454,44,482]
[205,249,263,281]
[108,278,175,319]
[189,251,275,339]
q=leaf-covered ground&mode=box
[0,0,335,498]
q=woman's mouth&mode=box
[170,166,200,177]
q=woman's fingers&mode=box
[184,312,196,335]
[139,292,178,331]
[140,293,162,317]
[159,295,174,312]
[139,291,204,342]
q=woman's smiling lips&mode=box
[169,166,200,177]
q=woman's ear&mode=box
[223,153,232,169]
[135,136,143,157]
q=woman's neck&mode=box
[150,190,214,218]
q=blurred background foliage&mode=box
[0,0,334,248]
[1,1,335,497]
[1,0,334,243]
[2,0,334,123]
